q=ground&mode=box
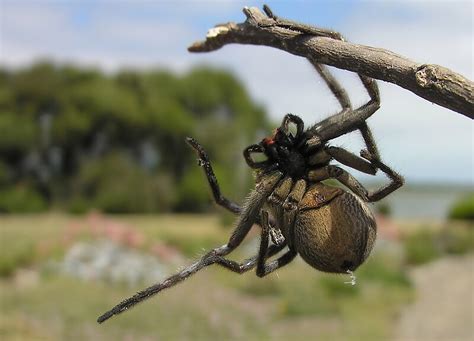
[0,214,472,340]
[395,254,474,341]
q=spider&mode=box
[97,24,404,325]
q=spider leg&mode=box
[267,19,351,112]
[309,165,370,201]
[186,137,241,214]
[358,122,380,160]
[227,171,283,248]
[326,146,377,175]
[97,244,232,323]
[262,4,344,41]
[97,171,283,323]
[359,150,404,202]
[311,62,352,111]
[243,144,272,169]
[263,5,382,143]
[280,114,304,141]
[308,164,403,203]
[215,243,287,273]
[256,210,297,277]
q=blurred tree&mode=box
[0,62,269,213]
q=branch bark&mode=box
[188,6,473,119]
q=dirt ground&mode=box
[395,254,474,341]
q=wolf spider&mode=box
[97,16,403,324]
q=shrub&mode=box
[0,185,47,213]
[68,153,176,214]
[404,229,442,265]
[375,201,392,216]
[448,193,474,221]
[279,278,337,317]
[403,224,474,266]
[0,241,36,277]
[175,166,210,212]
[358,255,411,287]
[439,226,474,255]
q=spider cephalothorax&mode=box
[244,115,315,179]
[98,12,405,324]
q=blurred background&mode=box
[0,0,472,340]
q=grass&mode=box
[0,213,449,340]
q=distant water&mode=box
[369,184,473,220]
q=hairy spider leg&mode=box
[312,63,352,111]
[243,144,272,169]
[255,178,308,277]
[358,122,381,162]
[280,114,304,141]
[262,5,382,143]
[262,4,345,41]
[308,162,403,203]
[313,127,403,202]
[186,137,241,214]
[256,211,297,277]
[215,243,287,274]
[326,146,377,175]
[359,149,404,202]
[97,171,283,323]
[309,72,380,142]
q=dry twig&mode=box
[189,5,473,119]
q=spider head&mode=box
[244,114,312,179]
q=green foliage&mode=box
[279,277,338,317]
[439,226,474,255]
[69,153,176,214]
[0,240,36,277]
[0,62,268,213]
[357,253,411,287]
[175,166,210,212]
[404,225,474,265]
[375,201,392,216]
[404,229,442,265]
[448,193,474,221]
[0,185,47,213]
[0,161,10,186]
[0,113,38,152]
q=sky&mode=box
[0,0,473,184]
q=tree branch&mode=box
[188,6,473,119]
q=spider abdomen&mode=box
[294,185,377,273]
